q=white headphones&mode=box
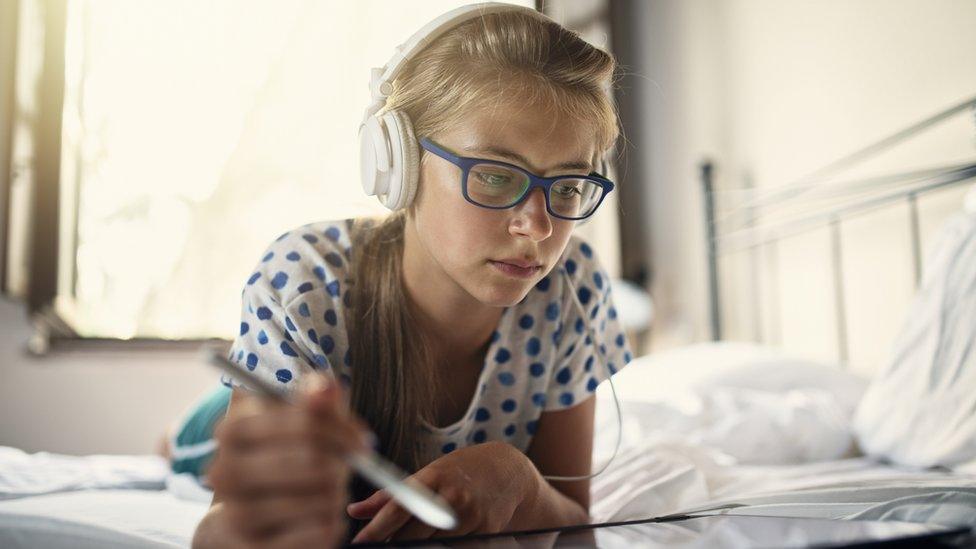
[358,2,610,212]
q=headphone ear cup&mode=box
[380,109,419,210]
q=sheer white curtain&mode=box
[58,0,625,340]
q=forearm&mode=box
[505,471,590,532]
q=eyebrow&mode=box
[462,145,592,173]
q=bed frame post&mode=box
[701,160,722,341]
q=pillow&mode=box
[852,210,976,469]
[592,342,868,464]
[595,341,867,412]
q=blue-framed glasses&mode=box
[419,137,614,221]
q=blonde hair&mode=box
[344,9,619,531]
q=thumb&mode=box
[346,489,392,519]
[301,375,345,414]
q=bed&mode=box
[2,98,976,547]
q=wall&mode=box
[0,296,217,454]
[637,0,976,375]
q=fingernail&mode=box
[360,431,378,451]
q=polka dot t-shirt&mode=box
[222,218,633,467]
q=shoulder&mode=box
[244,219,357,309]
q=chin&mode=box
[470,279,534,307]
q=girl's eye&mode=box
[553,183,581,198]
[476,172,512,186]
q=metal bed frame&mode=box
[701,94,976,363]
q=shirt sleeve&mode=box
[543,238,633,412]
[222,228,348,396]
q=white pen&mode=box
[205,346,458,531]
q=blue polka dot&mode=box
[286,251,301,261]
[247,272,261,285]
[246,353,258,370]
[545,302,560,321]
[297,303,310,317]
[283,330,293,342]
[284,316,297,331]
[313,266,326,281]
[313,354,328,367]
[586,377,599,392]
[519,315,534,330]
[580,242,593,258]
[600,343,607,356]
[565,259,577,275]
[490,331,501,343]
[343,291,353,308]
[307,328,317,343]
[497,372,515,386]
[608,307,618,320]
[475,407,491,421]
[297,282,313,294]
[590,304,600,320]
[324,226,340,241]
[535,277,551,291]
[324,252,343,268]
[526,420,538,435]
[577,286,592,305]
[319,335,334,354]
[585,355,594,372]
[495,348,511,363]
[529,362,545,377]
[504,424,516,437]
[473,430,487,443]
[324,309,337,326]
[560,392,575,406]
[256,307,272,320]
[275,369,293,383]
[501,399,516,412]
[257,330,268,345]
[271,272,289,290]
[262,252,274,262]
[593,272,604,290]
[302,233,318,244]
[531,393,546,407]
[556,367,572,384]
[326,280,340,297]
[237,349,243,361]
[609,362,617,375]
[575,318,585,334]
[240,322,249,335]
[279,341,298,357]
[441,442,457,454]
[624,351,633,363]
[525,337,541,356]
[615,333,626,347]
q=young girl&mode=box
[191,4,631,547]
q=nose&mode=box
[509,187,553,242]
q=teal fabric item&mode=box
[170,384,232,479]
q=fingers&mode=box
[210,443,349,497]
[346,489,392,519]
[350,499,413,544]
[390,519,438,542]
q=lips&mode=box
[489,258,542,279]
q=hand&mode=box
[347,441,538,544]
[207,377,375,548]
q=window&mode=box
[5,0,625,346]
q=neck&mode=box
[402,216,502,366]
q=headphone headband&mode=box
[361,2,550,124]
